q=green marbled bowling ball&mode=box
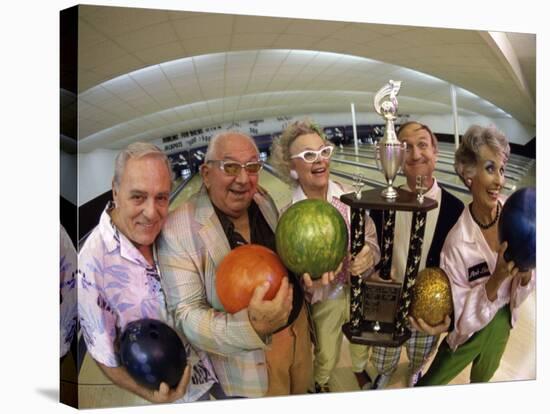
[276,199,348,279]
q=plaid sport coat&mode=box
[157,185,279,398]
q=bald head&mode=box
[201,131,261,219]
[205,131,259,162]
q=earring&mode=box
[466,178,472,187]
[290,169,299,180]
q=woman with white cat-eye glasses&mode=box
[290,145,334,163]
[270,119,381,393]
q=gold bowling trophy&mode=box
[341,81,438,346]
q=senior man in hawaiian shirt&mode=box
[78,142,217,404]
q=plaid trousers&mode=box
[370,331,439,377]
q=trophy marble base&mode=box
[342,322,411,347]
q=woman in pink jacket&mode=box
[416,125,535,386]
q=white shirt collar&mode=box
[98,203,152,267]
[291,179,342,203]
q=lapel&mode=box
[254,186,279,232]
[194,186,279,259]
[193,185,278,309]
[195,186,231,271]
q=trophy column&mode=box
[378,209,396,280]
[394,210,428,336]
[349,207,366,334]
[341,189,437,347]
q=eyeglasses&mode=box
[290,145,334,163]
[207,160,264,176]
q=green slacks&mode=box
[416,306,511,386]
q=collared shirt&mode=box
[291,180,380,303]
[213,200,276,250]
[441,197,535,350]
[60,224,77,358]
[78,203,216,402]
[391,179,442,283]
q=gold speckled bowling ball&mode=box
[409,267,453,326]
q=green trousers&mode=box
[417,306,511,386]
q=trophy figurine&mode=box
[352,173,366,200]
[374,80,407,200]
[416,175,427,204]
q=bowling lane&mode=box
[172,176,183,188]
[340,148,524,182]
[334,148,462,183]
[334,145,531,200]
[330,151,474,203]
[78,352,148,408]
[347,143,533,175]
[169,174,204,212]
[258,169,293,210]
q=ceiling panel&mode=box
[171,14,234,38]
[76,6,535,151]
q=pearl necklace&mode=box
[470,201,501,230]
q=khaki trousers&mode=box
[265,304,313,396]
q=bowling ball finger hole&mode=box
[149,330,159,340]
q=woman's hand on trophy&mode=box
[408,315,451,336]
[302,262,343,288]
[350,245,375,277]
[366,266,397,283]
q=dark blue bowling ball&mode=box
[498,187,536,271]
[119,319,187,390]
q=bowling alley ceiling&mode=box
[74,5,536,152]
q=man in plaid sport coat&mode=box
[157,131,311,398]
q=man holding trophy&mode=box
[340,81,463,390]
[366,120,464,388]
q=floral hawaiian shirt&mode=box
[78,203,217,402]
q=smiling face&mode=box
[112,155,172,252]
[289,133,330,195]
[201,134,260,219]
[470,144,506,212]
[397,123,438,189]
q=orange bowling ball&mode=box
[216,244,287,313]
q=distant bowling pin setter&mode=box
[119,319,187,390]
[498,187,536,271]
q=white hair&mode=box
[113,142,173,189]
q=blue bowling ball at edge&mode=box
[119,318,187,390]
[498,187,536,271]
